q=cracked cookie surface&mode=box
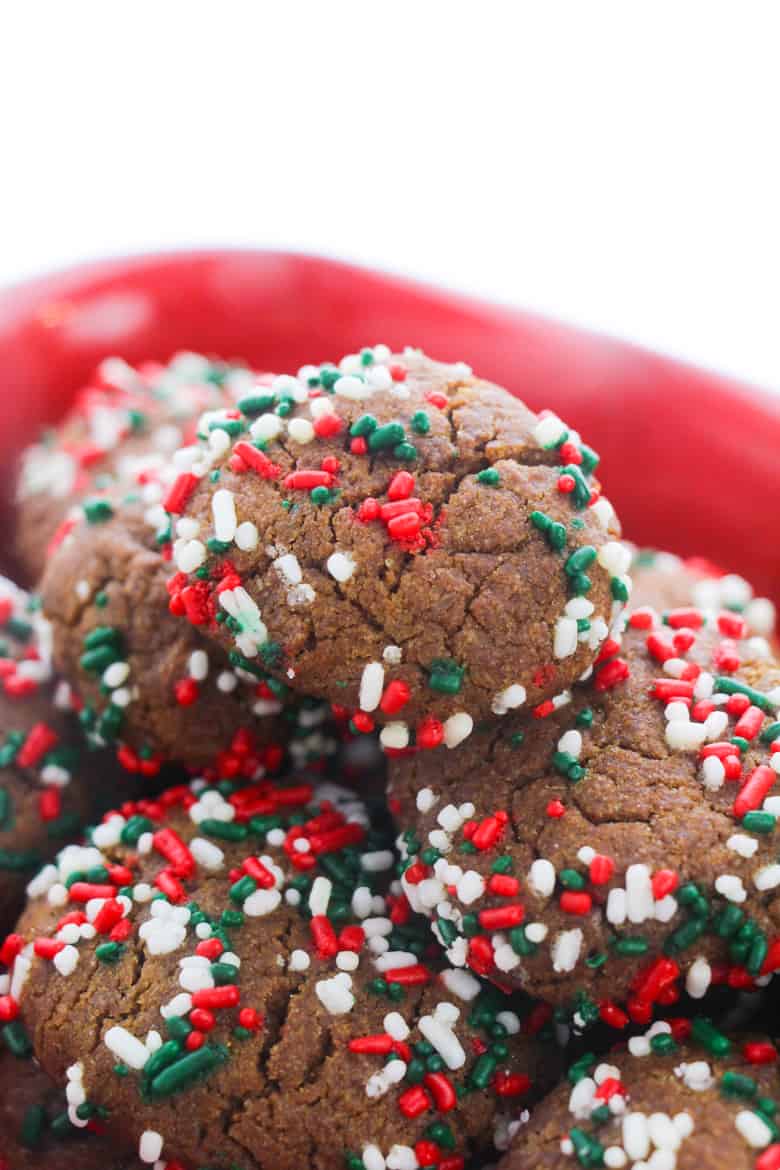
[388,608,780,1021]
[9,776,556,1170]
[162,347,627,753]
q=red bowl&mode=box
[1,249,778,603]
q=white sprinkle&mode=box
[419,1012,466,1070]
[289,949,311,972]
[702,755,726,790]
[334,374,369,400]
[456,870,486,905]
[250,413,283,441]
[534,414,567,448]
[234,520,259,551]
[755,864,780,891]
[416,788,438,814]
[102,661,130,689]
[383,645,402,664]
[622,1113,650,1161]
[242,888,282,917]
[384,1012,410,1041]
[528,859,556,898]
[327,551,356,582]
[288,417,315,444]
[53,944,79,976]
[715,873,747,903]
[551,928,583,972]
[363,1145,386,1170]
[675,1059,714,1091]
[359,662,385,712]
[188,650,209,680]
[626,864,654,924]
[665,720,708,750]
[315,973,355,1015]
[735,1109,773,1148]
[104,1025,149,1070]
[491,684,527,715]
[380,722,409,750]
[309,876,333,916]
[139,1131,163,1164]
[175,539,206,573]
[685,957,711,999]
[212,488,237,542]
[440,968,482,1001]
[361,850,394,873]
[444,712,473,749]
[554,616,579,659]
[189,837,224,871]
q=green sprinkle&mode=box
[714,677,776,715]
[760,721,780,744]
[565,546,597,577]
[721,1070,758,1098]
[83,498,114,524]
[411,410,430,434]
[691,1017,731,1057]
[476,468,500,486]
[368,422,405,451]
[427,658,465,695]
[200,819,249,842]
[742,811,775,834]
[148,1045,228,1098]
[238,393,276,416]
[350,414,377,437]
[612,936,649,956]
[20,1103,46,1148]
[576,708,594,728]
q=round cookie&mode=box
[162,346,628,751]
[15,351,259,584]
[389,605,780,1023]
[41,500,334,775]
[498,1021,780,1170]
[0,1045,136,1170]
[8,776,557,1170]
[0,576,142,934]
[629,550,776,641]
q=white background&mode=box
[2,3,780,390]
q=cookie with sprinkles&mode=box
[0,1044,138,1170]
[0,576,141,934]
[497,1021,780,1170]
[41,500,334,775]
[161,346,628,752]
[630,549,775,641]
[8,776,557,1170]
[389,608,780,1024]
[14,351,259,584]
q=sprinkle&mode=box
[104,1025,149,1070]
[315,973,355,1015]
[139,1131,164,1164]
[360,662,385,712]
[443,713,473,749]
[327,551,356,582]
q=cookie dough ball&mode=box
[499,1023,780,1170]
[10,777,556,1170]
[389,606,780,1021]
[0,1045,136,1170]
[41,501,333,775]
[15,352,257,583]
[630,549,776,641]
[163,347,628,752]
[0,577,141,933]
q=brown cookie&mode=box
[630,549,775,640]
[497,1025,780,1170]
[9,776,557,1170]
[160,347,628,753]
[41,502,332,775]
[0,576,140,934]
[388,605,780,1022]
[0,1044,136,1170]
[14,352,258,584]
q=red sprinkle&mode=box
[233,442,282,480]
[380,680,411,715]
[191,985,240,1010]
[17,723,59,768]
[283,470,333,490]
[424,1072,458,1111]
[398,1086,431,1119]
[163,472,199,514]
[734,765,776,818]
[560,891,592,915]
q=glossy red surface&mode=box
[0,249,778,601]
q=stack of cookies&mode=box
[1,347,778,1170]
